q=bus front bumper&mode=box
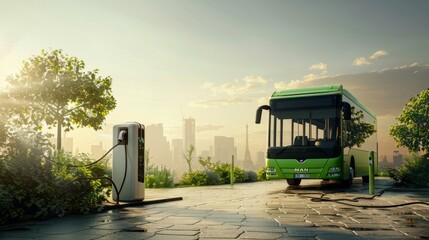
[266,157,344,180]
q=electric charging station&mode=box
[112,122,145,202]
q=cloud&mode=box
[193,76,270,108]
[274,72,330,90]
[196,124,224,133]
[257,96,269,105]
[276,63,428,116]
[352,57,371,66]
[369,50,388,60]
[309,63,327,71]
[353,50,389,66]
[190,97,251,108]
[203,76,268,96]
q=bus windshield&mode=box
[268,95,341,159]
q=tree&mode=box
[5,49,116,150]
[183,144,195,173]
[390,89,429,158]
[344,107,376,148]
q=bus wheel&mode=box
[343,166,354,187]
[287,179,301,186]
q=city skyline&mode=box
[1,1,429,162]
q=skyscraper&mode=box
[62,132,73,153]
[171,138,184,173]
[91,141,105,159]
[242,125,255,170]
[183,118,195,151]
[393,150,403,167]
[146,123,172,167]
[214,136,235,163]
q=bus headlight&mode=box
[328,167,341,173]
[266,167,277,176]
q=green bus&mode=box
[255,85,377,186]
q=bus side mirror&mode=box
[256,105,271,124]
[342,102,351,120]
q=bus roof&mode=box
[271,84,376,118]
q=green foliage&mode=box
[0,128,110,224]
[390,89,429,156]
[145,166,174,188]
[180,170,212,186]
[5,49,116,150]
[257,167,267,181]
[344,107,376,148]
[145,149,155,173]
[183,145,195,173]
[387,155,429,188]
[199,156,214,171]
[245,170,258,182]
[182,156,258,186]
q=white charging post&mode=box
[112,122,145,202]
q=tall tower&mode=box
[243,124,255,170]
[183,118,195,150]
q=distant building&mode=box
[392,151,403,167]
[214,136,236,163]
[146,123,172,167]
[242,125,256,170]
[379,155,392,169]
[62,132,73,153]
[91,141,105,159]
[200,150,210,158]
[183,118,195,150]
[171,138,184,173]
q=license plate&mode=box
[295,174,310,178]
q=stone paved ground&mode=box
[0,178,428,239]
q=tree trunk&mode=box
[56,121,62,151]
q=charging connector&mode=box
[118,130,128,145]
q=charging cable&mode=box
[54,131,130,205]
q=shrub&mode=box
[206,171,220,185]
[0,151,110,224]
[0,128,110,224]
[180,170,211,186]
[245,170,258,182]
[387,155,429,188]
[257,167,267,181]
[145,166,175,188]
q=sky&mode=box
[1,0,428,163]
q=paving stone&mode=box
[353,229,407,237]
[200,228,244,239]
[156,230,199,236]
[147,235,198,240]
[239,231,283,239]
[204,217,244,223]
[239,219,280,227]
[91,222,137,230]
[194,219,224,226]
[95,231,155,239]
[239,226,287,233]
[393,227,429,238]
[167,225,201,231]
[343,223,393,231]
[3,179,428,239]
[159,217,201,225]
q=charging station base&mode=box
[103,197,183,210]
